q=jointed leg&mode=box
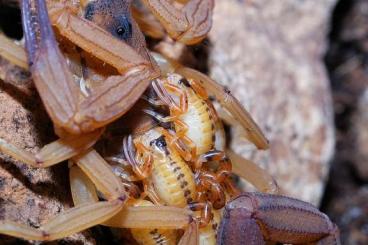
[188,202,212,228]
[69,164,99,205]
[195,150,232,183]
[160,81,189,115]
[194,149,241,203]
[157,127,195,161]
[0,33,28,70]
[103,205,192,229]
[141,108,197,160]
[170,121,198,162]
[132,142,153,179]
[131,5,166,39]
[141,0,214,44]
[151,79,188,114]
[142,179,164,205]
[226,150,279,194]
[0,129,102,168]
[0,201,122,241]
[123,135,153,180]
[196,171,226,209]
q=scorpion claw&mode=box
[217,192,341,245]
[141,0,214,45]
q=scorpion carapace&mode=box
[84,0,149,59]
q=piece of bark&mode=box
[0,57,96,244]
[209,0,336,205]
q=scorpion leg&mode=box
[123,135,153,179]
[194,150,243,199]
[151,79,189,115]
[131,4,166,39]
[226,150,279,194]
[104,204,192,229]
[141,0,214,44]
[0,129,102,168]
[188,202,213,228]
[195,150,232,183]
[0,33,28,70]
[0,150,127,241]
[143,179,164,205]
[157,127,195,161]
[217,193,341,245]
[69,164,99,205]
[196,172,226,209]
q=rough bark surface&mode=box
[209,0,337,205]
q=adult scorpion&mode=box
[0,0,340,244]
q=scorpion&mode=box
[71,100,225,244]
[0,0,341,244]
[110,67,340,244]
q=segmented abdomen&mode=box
[179,89,215,155]
[151,146,196,207]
